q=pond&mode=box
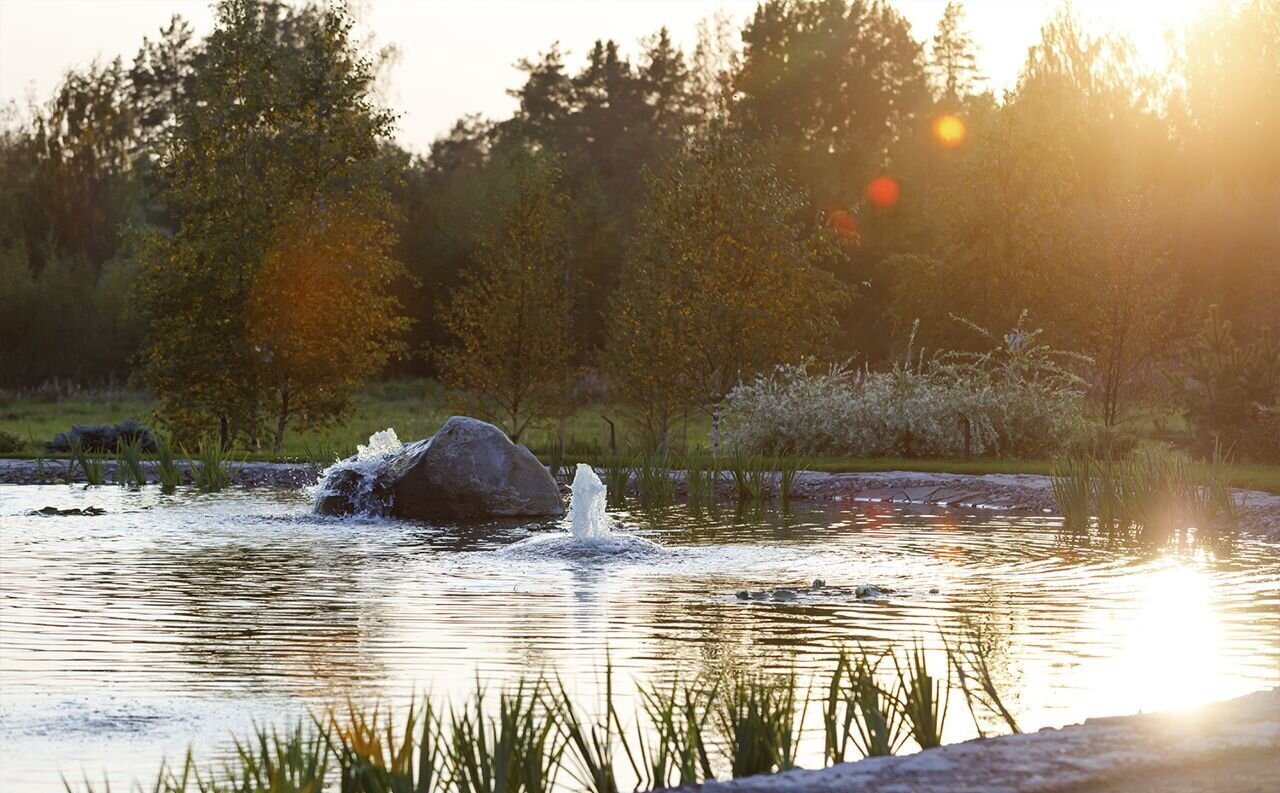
[1,483,1278,791]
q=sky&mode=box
[0,0,1215,154]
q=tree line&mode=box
[0,0,1276,453]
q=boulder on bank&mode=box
[315,416,564,521]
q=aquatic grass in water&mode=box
[66,634,1020,793]
[715,671,805,779]
[602,460,631,510]
[729,452,767,503]
[330,698,443,793]
[69,435,105,486]
[777,456,804,503]
[548,667,632,793]
[449,680,561,793]
[639,676,716,788]
[944,628,1021,737]
[634,453,675,507]
[1050,455,1091,535]
[115,435,146,489]
[154,434,183,494]
[893,642,948,750]
[188,441,238,493]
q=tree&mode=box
[436,157,576,443]
[134,0,403,449]
[247,201,408,454]
[1081,197,1177,427]
[928,1,981,102]
[606,130,848,452]
[734,0,930,206]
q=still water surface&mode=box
[1,484,1278,790]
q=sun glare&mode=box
[932,114,966,148]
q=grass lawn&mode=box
[3,380,1277,495]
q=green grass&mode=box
[3,381,1278,495]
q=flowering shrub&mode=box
[723,321,1087,458]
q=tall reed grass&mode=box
[115,435,146,489]
[71,631,1018,793]
[1050,447,1243,543]
[188,441,238,493]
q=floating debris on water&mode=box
[29,506,106,516]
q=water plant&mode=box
[330,698,442,793]
[115,435,147,489]
[714,670,805,778]
[448,680,561,793]
[188,441,237,493]
[848,649,908,758]
[66,633,1019,793]
[1050,454,1091,534]
[548,668,630,793]
[892,642,948,750]
[776,456,804,503]
[681,452,720,508]
[639,676,716,788]
[634,453,675,507]
[69,434,105,486]
[728,451,767,503]
[602,460,631,510]
[944,628,1021,737]
[154,434,184,494]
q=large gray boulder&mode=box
[313,416,564,521]
[389,416,564,520]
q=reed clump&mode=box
[1050,446,1243,543]
[188,441,238,493]
[72,629,1018,793]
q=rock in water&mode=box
[389,417,564,520]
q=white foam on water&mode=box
[308,428,404,516]
[503,463,663,559]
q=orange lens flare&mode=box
[932,113,966,148]
[824,207,860,243]
[866,175,900,209]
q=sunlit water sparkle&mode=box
[1,483,1277,791]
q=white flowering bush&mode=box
[723,320,1087,458]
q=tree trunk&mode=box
[218,413,230,451]
[272,387,290,456]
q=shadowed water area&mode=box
[1,483,1278,791]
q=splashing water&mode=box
[309,429,404,516]
[568,463,611,540]
[355,428,403,461]
[501,463,660,558]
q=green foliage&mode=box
[154,434,183,494]
[447,681,561,793]
[115,435,146,489]
[0,429,27,454]
[714,671,805,779]
[67,632,1024,793]
[134,0,404,452]
[892,642,948,750]
[1050,447,1243,543]
[436,156,576,444]
[633,453,675,507]
[189,441,237,493]
[605,129,849,453]
[1168,306,1280,462]
[68,435,105,486]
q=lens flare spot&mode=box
[824,206,860,243]
[932,113,966,147]
[866,175,900,209]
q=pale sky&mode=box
[0,0,1214,154]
